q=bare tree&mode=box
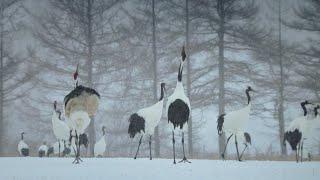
[27,0,126,156]
[191,0,261,156]
[277,0,287,156]
[0,0,37,155]
[283,0,320,101]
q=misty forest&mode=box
[0,0,320,171]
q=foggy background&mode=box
[0,0,319,159]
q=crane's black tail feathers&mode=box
[284,129,302,151]
[217,114,225,136]
[128,113,145,138]
[21,148,29,156]
[79,134,89,148]
[244,132,252,145]
[39,150,45,157]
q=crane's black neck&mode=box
[301,102,308,116]
[159,86,165,101]
[102,128,106,136]
[177,62,183,82]
[21,133,24,140]
[74,80,79,89]
[315,106,319,117]
[69,130,73,144]
[245,89,251,104]
[58,111,62,120]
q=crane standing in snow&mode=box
[302,105,320,161]
[283,100,313,162]
[166,46,191,164]
[128,83,166,160]
[217,86,254,161]
[52,101,70,157]
[94,126,107,157]
[38,142,48,157]
[18,132,29,157]
[64,64,100,163]
[47,141,72,157]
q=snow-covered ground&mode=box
[0,157,319,180]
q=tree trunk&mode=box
[185,0,193,158]
[278,0,287,156]
[217,0,226,156]
[0,5,4,155]
[87,0,96,157]
[152,0,160,157]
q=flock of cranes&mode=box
[18,65,106,163]
[16,46,319,164]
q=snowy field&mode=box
[0,158,319,180]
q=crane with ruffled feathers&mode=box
[64,64,100,163]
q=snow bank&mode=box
[0,157,319,180]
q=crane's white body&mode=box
[223,103,251,134]
[287,113,320,158]
[18,140,29,156]
[166,82,191,131]
[52,110,70,141]
[68,111,90,134]
[137,99,164,135]
[38,144,48,154]
[94,136,106,157]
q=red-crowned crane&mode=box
[94,126,107,157]
[38,142,48,158]
[284,100,313,162]
[64,64,100,163]
[47,141,71,157]
[217,86,255,161]
[52,101,70,157]
[301,105,320,161]
[128,83,166,160]
[18,132,29,157]
[166,46,191,164]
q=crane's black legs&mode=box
[58,140,61,157]
[300,141,304,162]
[235,135,241,161]
[149,135,152,160]
[239,144,248,160]
[179,132,191,163]
[72,131,83,164]
[63,140,67,157]
[134,135,143,159]
[296,142,301,163]
[221,134,233,159]
[308,153,312,161]
[172,131,176,164]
